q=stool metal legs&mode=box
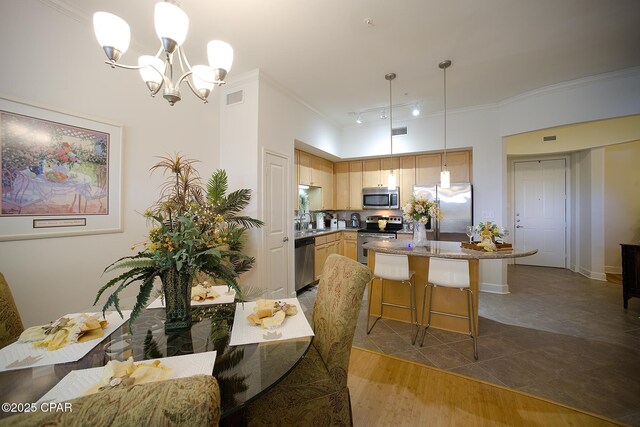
[419,283,479,360]
[366,276,420,345]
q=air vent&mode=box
[392,126,407,136]
[542,135,557,142]
[226,90,244,105]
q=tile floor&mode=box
[297,264,640,426]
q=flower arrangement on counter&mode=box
[474,221,504,239]
[402,194,443,225]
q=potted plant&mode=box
[95,154,262,332]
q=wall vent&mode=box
[392,126,407,136]
[542,135,557,142]
[226,90,244,105]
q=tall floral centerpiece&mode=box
[402,194,442,246]
[95,155,263,332]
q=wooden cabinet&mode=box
[621,244,640,308]
[362,159,382,188]
[349,161,363,210]
[294,149,300,210]
[317,157,333,210]
[314,232,340,280]
[398,155,415,207]
[334,162,350,210]
[415,153,442,185]
[299,151,312,186]
[445,150,472,183]
[342,231,358,261]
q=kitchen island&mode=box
[363,240,537,335]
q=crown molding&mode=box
[499,66,640,108]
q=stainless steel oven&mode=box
[357,232,396,264]
[362,187,400,209]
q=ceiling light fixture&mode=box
[380,109,387,120]
[386,73,397,190]
[412,104,421,116]
[93,1,233,106]
[439,60,452,189]
[356,114,363,124]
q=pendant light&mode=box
[386,73,397,190]
[439,60,451,189]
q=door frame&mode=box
[261,148,293,297]
[508,154,572,268]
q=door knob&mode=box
[283,237,289,242]
[516,225,523,228]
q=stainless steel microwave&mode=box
[362,187,400,209]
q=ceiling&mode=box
[59,0,640,126]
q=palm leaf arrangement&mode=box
[95,154,263,326]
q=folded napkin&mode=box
[18,313,109,351]
[82,357,174,396]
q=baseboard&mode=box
[577,267,607,281]
[605,265,622,275]
[480,282,510,294]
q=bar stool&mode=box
[367,253,419,344]
[420,258,478,359]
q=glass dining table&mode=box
[0,302,312,423]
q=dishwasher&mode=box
[295,237,315,292]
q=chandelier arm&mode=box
[177,46,192,75]
[185,79,209,103]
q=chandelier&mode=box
[93,2,233,106]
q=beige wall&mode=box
[604,140,640,273]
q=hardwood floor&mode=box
[348,347,623,427]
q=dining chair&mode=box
[79,164,108,213]
[420,258,478,359]
[367,252,419,344]
[0,375,221,427]
[245,254,373,426]
[0,272,24,349]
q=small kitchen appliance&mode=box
[350,213,361,228]
[315,212,325,230]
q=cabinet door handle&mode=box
[516,225,524,229]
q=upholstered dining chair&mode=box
[0,272,24,349]
[245,254,373,426]
[0,375,221,427]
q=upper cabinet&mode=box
[297,148,471,212]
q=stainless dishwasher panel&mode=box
[295,237,315,291]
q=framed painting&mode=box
[0,96,122,241]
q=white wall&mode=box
[219,70,342,295]
[0,1,220,326]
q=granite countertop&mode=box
[294,228,358,240]
[363,239,538,260]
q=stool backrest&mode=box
[428,258,469,288]
[374,253,411,281]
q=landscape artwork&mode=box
[1,110,109,216]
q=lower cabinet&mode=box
[314,233,340,280]
[342,231,358,261]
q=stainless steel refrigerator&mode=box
[413,183,473,241]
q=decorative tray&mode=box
[461,241,513,252]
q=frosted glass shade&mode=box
[138,56,165,84]
[207,40,234,72]
[440,170,451,189]
[191,65,215,91]
[387,172,397,190]
[93,12,130,54]
[154,2,189,47]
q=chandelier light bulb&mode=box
[138,55,165,86]
[191,65,216,91]
[207,40,234,82]
[93,12,130,61]
[154,2,189,53]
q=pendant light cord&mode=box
[389,75,393,175]
[443,64,447,171]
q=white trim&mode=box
[499,66,640,108]
[480,282,510,294]
[605,266,623,275]
[578,267,607,281]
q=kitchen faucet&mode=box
[296,212,312,231]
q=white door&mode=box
[514,159,566,267]
[264,151,290,296]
